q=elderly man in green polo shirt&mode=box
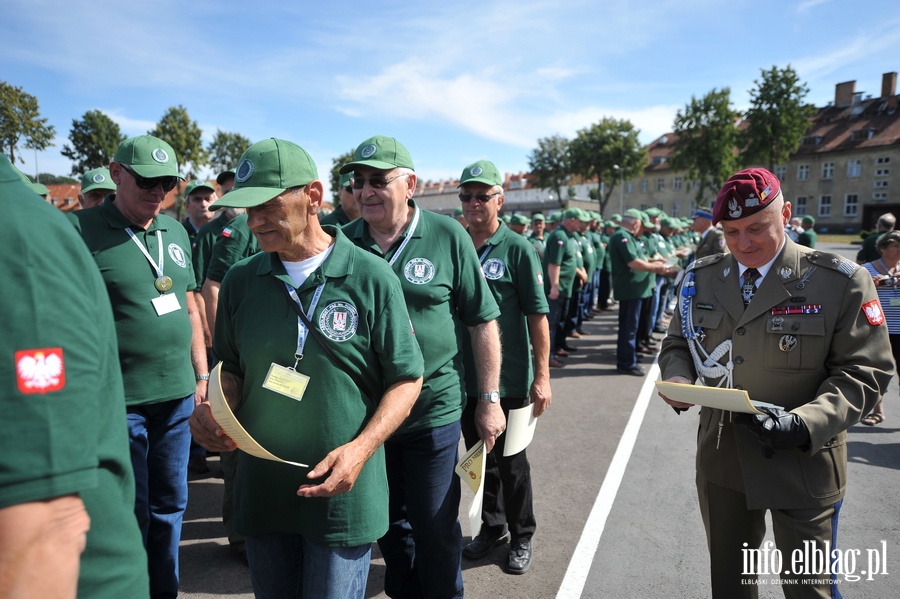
[320,171,360,226]
[69,135,208,597]
[190,138,424,598]
[342,136,503,599]
[78,167,117,209]
[457,160,551,575]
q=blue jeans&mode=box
[379,420,464,599]
[245,533,370,599]
[127,395,193,599]
[616,298,643,370]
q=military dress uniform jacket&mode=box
[659,239,894,510]
[693,227,725,260]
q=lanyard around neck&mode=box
[126,227,166,286]
[284,283,325,369]
[387,205,421,267]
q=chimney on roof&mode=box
[835,80,856,107]
[882,72,897,99]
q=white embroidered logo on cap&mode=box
[152,148,169,164]
[236,159,254,183]
[360,144,377,159]
[470,166,483,177]
[728,197,742,219]
[92,173,106,183]
[745,194,760,208]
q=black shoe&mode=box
[507,539,533,574]
[616,366,645,377]
[188,455,210,474]
[463,530,510,560]
[560,344,578,353]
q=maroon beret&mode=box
[712,168,782,225]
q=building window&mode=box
[844,194,859,217]
[673,176,682,191]
[819,195,831,217]
[640,180,648,193]
[625,181,633,193]
[794,196,807,216]
[877,156,891,165]
[874,192,888,201]
[692,180,700,190]
[822,162,834,180]
[875,180,889,189]
[775,166,786,181]
[672,201,680,217]
[798,164,810,180]
[876,168,890,177]
[847,159,862,178]
[656,178,665,191]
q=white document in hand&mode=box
[655,381,784,414]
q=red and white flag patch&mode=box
[862,299,885,326]
[15,347,66,394]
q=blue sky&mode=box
[3,0,900,192]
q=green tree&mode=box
[207,129,251,174]
[0,81,56,164]
[527,135,571,208]
[148,105,208,180]
[38,173,78,185]
[569,117,646,216]
[671,88,742,205]
[330,149,356,206]
[60,110,125,176]
[742,65,817,171]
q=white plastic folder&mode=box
[655,381,783,414]
[207,363,308,467]
[455,440,486,536]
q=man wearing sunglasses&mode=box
[69,135,208,598]
[342,136,503,599]
[456,160,550,575]
[321,171,361,227]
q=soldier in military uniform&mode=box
[658,168,895,598]
[690,207,726,260]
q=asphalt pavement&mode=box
[179,241,899,598]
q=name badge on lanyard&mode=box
[262,283,324,402]
[127,227,181,317]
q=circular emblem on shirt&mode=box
[236,158,254,183]
[151,148,170,164]
[404,258,436,285]
[168,243,188,268]
[92,173,106,183]
[360,144,377,159]
[482,258,506,280]
[470,166,483,177]
[319,301,359,342]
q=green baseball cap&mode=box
[12,164,49,196]
[453,206,464,217]
[639,211,654,228]
[502,214,512,223]
[624,208,643,220]
[459,160,502,187]
[339,171,353,188]
[184,179,216,197]
[80,167,116,194]
[339,135,414,174]
[802,215,815,227]
[113,135,181,179]
[589,211,602,221]
[212,138,318,209]
[547,212,561,223]
[644,207,663,218]
[531,213,545,221]
[661,217,681,229]
[510,214,530,226]
[611,213,622,223]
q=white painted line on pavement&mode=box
[556,363,659,599]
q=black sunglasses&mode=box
[459,192,501,203]
[351,173,409,190]
[120,164,178,192]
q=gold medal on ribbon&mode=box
[155,275,174,293]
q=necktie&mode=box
[742,268,759,305]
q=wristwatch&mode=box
[195,373,210,381]
[478,390,500,403]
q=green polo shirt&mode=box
[463,222,548,398]
[609,227,654,301]
[579,230,597,277]
[215,228,423,546]
[69,196,197,406]
[543,225,578,297]
[193,211,233,287]
[1,162,149,598]
[320,205,352,227]
[345,200,500,432]
[527,233,546,261]
[204,212,260,284]
[590,229,606,272]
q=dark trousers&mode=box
[461,396,536,543]
[563,283,584,338]
[637,295,653,346]
[616,298,643,370]
[546,295,569,358]
[598,268,613,308]
[697,475,843,599]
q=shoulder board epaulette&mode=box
[686,252,726,272]
[806,251,859,277]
